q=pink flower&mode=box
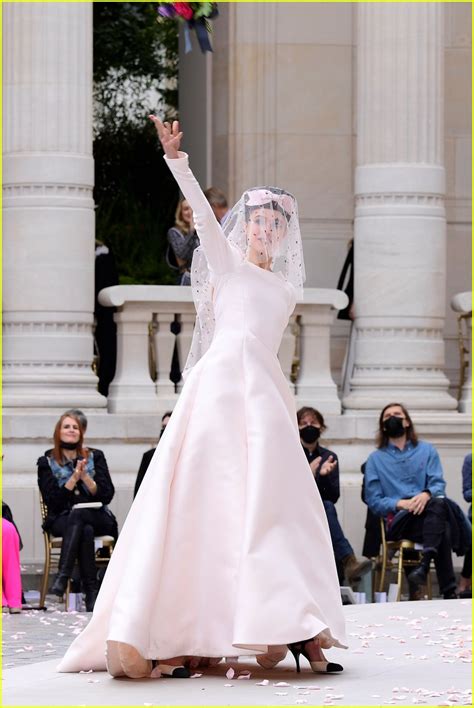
[173,3,194,21]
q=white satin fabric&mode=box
[58,156,346,674]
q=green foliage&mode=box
[93,2,180,284]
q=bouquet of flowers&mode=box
[157,3,219,53]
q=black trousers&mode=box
[387,497,456,594]
[51,509,117,586]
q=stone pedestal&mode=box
[343,2,457,412]
[2,2,105,409]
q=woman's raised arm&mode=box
[149,116,235,275]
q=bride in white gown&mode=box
[57,118,347,680]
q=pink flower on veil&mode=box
[246,188,295,217]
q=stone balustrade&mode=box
[451,291,472,414]
[98,285,348,415]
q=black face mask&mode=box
[60,441,79,451]
[383,415,406,438]
[300,425,321,444]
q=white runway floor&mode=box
[2,599,471,707]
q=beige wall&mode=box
[205,1,471,393]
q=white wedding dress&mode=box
[58,154,346,675]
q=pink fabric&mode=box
[58,156,346,675]
[2,519,22,609]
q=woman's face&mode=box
[246,207,287,261]
[60,417,81,444]
[382,405,409,429]
[180,200,193,226]
[298,412,321,432]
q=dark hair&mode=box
[52,413,88,464]
[161,411,172,422]
[296,406,327,433]
[376,402,418,449]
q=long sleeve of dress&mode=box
[164,152,236,275]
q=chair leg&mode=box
[396,548,404,601]
[40,536,51,609]
[64,579,71,611]
[379,547,388,592]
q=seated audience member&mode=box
[297,406,371,585]
[134,412,172,498]
[459,452,472,598]
[167,198,199,285]
[2,502,23,614]
[364,402,458,599]
[37,412,118,611]
[204,186,229,225]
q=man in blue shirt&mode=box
[365,402,457,599]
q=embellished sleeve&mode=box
[164,152,237,275]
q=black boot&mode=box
[51,523,84,597]
[78,525,98,612]
[407,550,436,589]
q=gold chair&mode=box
[376,518,432,602]
[39,492,115,610]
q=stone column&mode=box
[2,2,105,409]
[343,2,457,412]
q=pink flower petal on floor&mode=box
[296,700,308,704]
[224,683,234,687]
[226,667,235,679]
[275,692,289,696]
[256,680,269,686]
[79,669,93,674]
[274,682,291,687]
[190,673,203,679]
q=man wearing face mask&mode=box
[133,412,172,499]
[297,407,372,586]
[364,402,458,599]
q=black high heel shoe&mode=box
[153,660,190,678]
[288,640,343,674]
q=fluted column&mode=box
[344,2,457,411]
[2,2,105,408]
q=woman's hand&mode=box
[149,115,183,159]
[319,455,337,477]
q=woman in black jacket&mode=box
[37,413,117,611]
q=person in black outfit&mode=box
[297,406,371,585]
[336,239,354,321]
[95,241,119,397]
[37,412,117,611]
[133,411,172,498]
